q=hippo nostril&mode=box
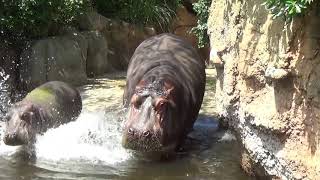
[128,128,135,135]
[143,130,151,138]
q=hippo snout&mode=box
[3,132,24,146]
[127,128,152,139]
[122,127,163,152]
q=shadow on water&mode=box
[0,109,248,180]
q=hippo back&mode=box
[24,81,82,127]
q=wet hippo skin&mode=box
[122,33,206,153]
[3,81,82,145]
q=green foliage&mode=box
[191,0,212,48]
[262,0,314,20]
[93,0,182,30]
[0,0,90,38]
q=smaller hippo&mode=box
[3,81,82,146]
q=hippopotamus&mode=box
[122,33,206,153]
[3,81,82,146]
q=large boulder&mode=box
[79,11,109,32]
[78,11,158,70]
[84,31,112,77]
[171,5,210,64]
[103,20,156,70]
[20,33,88,90]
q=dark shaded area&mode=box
[181,0,197,15]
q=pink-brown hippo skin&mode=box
[3,81,82,146]
[122,33,206,153]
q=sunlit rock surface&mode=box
[208,0,320,179]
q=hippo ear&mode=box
[24,103,35,111]
[163,81,175,97]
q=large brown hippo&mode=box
[3,81,82,146]
[122,33,206,153]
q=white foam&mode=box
[218,131,236,142]
[0,111,132,166]
[35,111,131,165]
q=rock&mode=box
[171,5,210,64]
[265,67,290,80]
[102,19,157,70]
[103,20,131,70]
[79,11,109,31]
[83,31,112,77]
[210,48,224,67]
[171,5,198,46]
[78,11,158,70]
[208,0,320,179]
[20,33,88,90]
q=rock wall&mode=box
[19,12,158,90]
[79,11,157,70]
[208,0,320,179]
[171,5,210,64]
[20,32,89,90]
[19,8,210,90]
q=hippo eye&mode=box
[21,113,28,120]
[132,95,144,108]
[134,98,143,108]
[21,112,33,123]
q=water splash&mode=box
[0,67,11,120]
[35,111,131,164]
[0,110,132,173]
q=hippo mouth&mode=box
[122,128,177,153]
[3,133,26,146]
[122,94,179,153]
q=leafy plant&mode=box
[0,0,90,38]
[191,0,212,48]
[262,0,314,20]
[93,0,182,31]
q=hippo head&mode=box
[3,103,42,146]
[122,80,183,153]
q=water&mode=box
[0,109,248,180]
[0,67,11,119]
[0,71,248,180]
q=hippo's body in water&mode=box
[122,33,206,153]
[3,81,82,146]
